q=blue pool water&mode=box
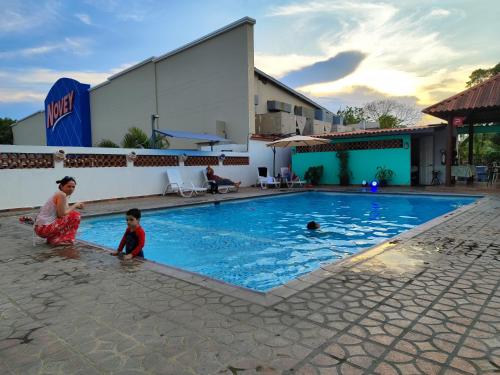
[78,192,476,291]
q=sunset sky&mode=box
[1,0,499,123]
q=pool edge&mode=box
[75,192,487,306]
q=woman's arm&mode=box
[55,193,83,218]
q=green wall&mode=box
[292,135,411,185]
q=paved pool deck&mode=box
[0,187,499,374]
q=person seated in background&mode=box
[206,166,241,190]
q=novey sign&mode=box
[44,78,91,146]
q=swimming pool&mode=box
[78,192,477,291]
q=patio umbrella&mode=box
[266,135,330,176]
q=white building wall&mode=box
[89,61,156,146]
[253,73,316,115]
[11,111,46,145]
[0,145,255,210]
[155,23,254,149]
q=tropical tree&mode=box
[0,117,15,144]
[121,127,170,149]
[337,106,365,125]
[97,139,120,148]
[122,127,150,148]
[363,100,421,128]
[466,62,500,87]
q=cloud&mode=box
[430,9,451,17]
[0,38,92,59]
[262,0,469,109]
[255,53,323,78]
[117,13,144,22]
[84,0,145,22]
[75,13,92,25]
[0,1,61,33]
[281,51,366,87]
[0,89,45,103]
[0,64,133,104]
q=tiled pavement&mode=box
[0,190,499,374]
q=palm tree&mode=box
[122,127,150,148]
[97,139,119,148]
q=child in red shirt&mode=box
[112,208,145,260]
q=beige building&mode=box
[12,17,333,149]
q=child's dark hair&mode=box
[56,176,76,187]
[307,221,320,230]
[126,208,141,220]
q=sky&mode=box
[1,0,499,123]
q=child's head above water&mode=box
[126,208,141,229]
[307,221,320,230]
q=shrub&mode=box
[375,166,395,186]
[304,165,324,185]
[97,139,119,148]
[336,150,351,185]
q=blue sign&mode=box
[44,78,91,146]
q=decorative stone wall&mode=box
[0,153,54,169]
[184,156,219,166]
[296,139,403,153]
[222,156,250,166]
[134,155,179,167]
[64,154,127,168]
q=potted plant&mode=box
[375,166,395,187]
[336,150,351,186]
[304,165,324,186]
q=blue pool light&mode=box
[370,180,379,192]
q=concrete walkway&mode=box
[0,189,499,374]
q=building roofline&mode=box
[88,17,256,92]
[422,72,500,116]
[11,110,45,127]
[254,68,327,111]
[319,124,446,139]
[89,57,155,91]
[153,17,256,63]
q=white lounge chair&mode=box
[258,175,281,189]
[280,167,306,188]
[200,171,238,194]
[163,168,207,197]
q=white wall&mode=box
[12,111,46,145]
[248,139,291,177]
[0,145,256,210]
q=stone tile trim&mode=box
[0,152,54,169]
[184,155,219,166]
[223,156,250,166]
[64,154,127,168]
[296,139,403,153]
[133,155,179,167]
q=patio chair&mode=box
[200,171,238,194]
[257,167,280,189]
[280,167,306,188]
[163,168,207,197]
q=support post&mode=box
[467,123,474,184]
[445,119,453,186]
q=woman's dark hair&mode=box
[56,176,76,186]
[307,221,320,230]
[126,208,141,220]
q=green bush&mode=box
[97,139,119,148]
[336,150,351,185]
[375,166,395,186]
[304,165,324,185]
